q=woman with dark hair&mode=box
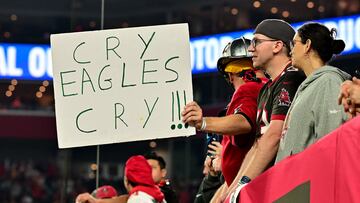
[275,22,350,163]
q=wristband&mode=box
[200,118,207,131]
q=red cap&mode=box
[92,185,118,199]
[125,155,155,186]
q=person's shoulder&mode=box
[258,80,270,95]
[240,80,266,91]
[128,191,154,203]
[235,82,264,99]
[283,66,306,78]
[322,66,350,81]
[315,71,346,86]
[280,66,306,84]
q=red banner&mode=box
[238,116,360,203]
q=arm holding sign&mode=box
[181,101,251,135]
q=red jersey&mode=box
[221,79,266,186]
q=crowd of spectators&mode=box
[0,159,201,203]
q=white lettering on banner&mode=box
[242,32,254,40]
[323,21,337,31]
[339,19,353,51]
[46,48,53,77]
[191,36,234,71]
[220,36,234,52]
[323,17,360,52]
[7,47,23,76]
[204,37,219,69]
[0,47,8,76]
[29,47,47,78]
[192,39,206,70]
[356,19,360,49]
[0,46,23,76]
[190,43,194,70]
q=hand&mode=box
[75,193,97,203]
[212,157,222,172]
[207,141,223,172]
[353,77,360,85]
[338,79,359,118]
[207,141,223,158]
[181,101,203,130]
[338,80,352,110]
[203,156,213,176]
[348,77,360,113]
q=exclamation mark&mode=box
[171,91,175,129]
[183,90,189,129]
[171,90,189,130]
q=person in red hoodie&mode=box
[75,155,165,203]
[125,155,165,203]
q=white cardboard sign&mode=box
[51,24,195,148]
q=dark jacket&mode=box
[194,173,223,203]
[159,179,179,203]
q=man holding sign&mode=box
[182,37,267,200]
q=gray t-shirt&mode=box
[275,66,350,163]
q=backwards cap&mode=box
[254,19,295,49]
[92,185,118,199]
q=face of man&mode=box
[147,159,166,184]
[227,72,244,90]
[248,33,280,70]
[123,175,131,192]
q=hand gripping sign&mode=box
[51,24,195,148]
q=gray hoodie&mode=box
[276,65,350,163]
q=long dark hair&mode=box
[297,22,345,63]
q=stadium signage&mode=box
[0,15,359,80]
[191,14,360,74]
[0,43,52,80]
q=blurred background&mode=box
[0,0,359,202]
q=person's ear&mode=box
[304,39,312,54]
[272,41,284,54]
[124,176,131,191]
[161,168,167,178]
